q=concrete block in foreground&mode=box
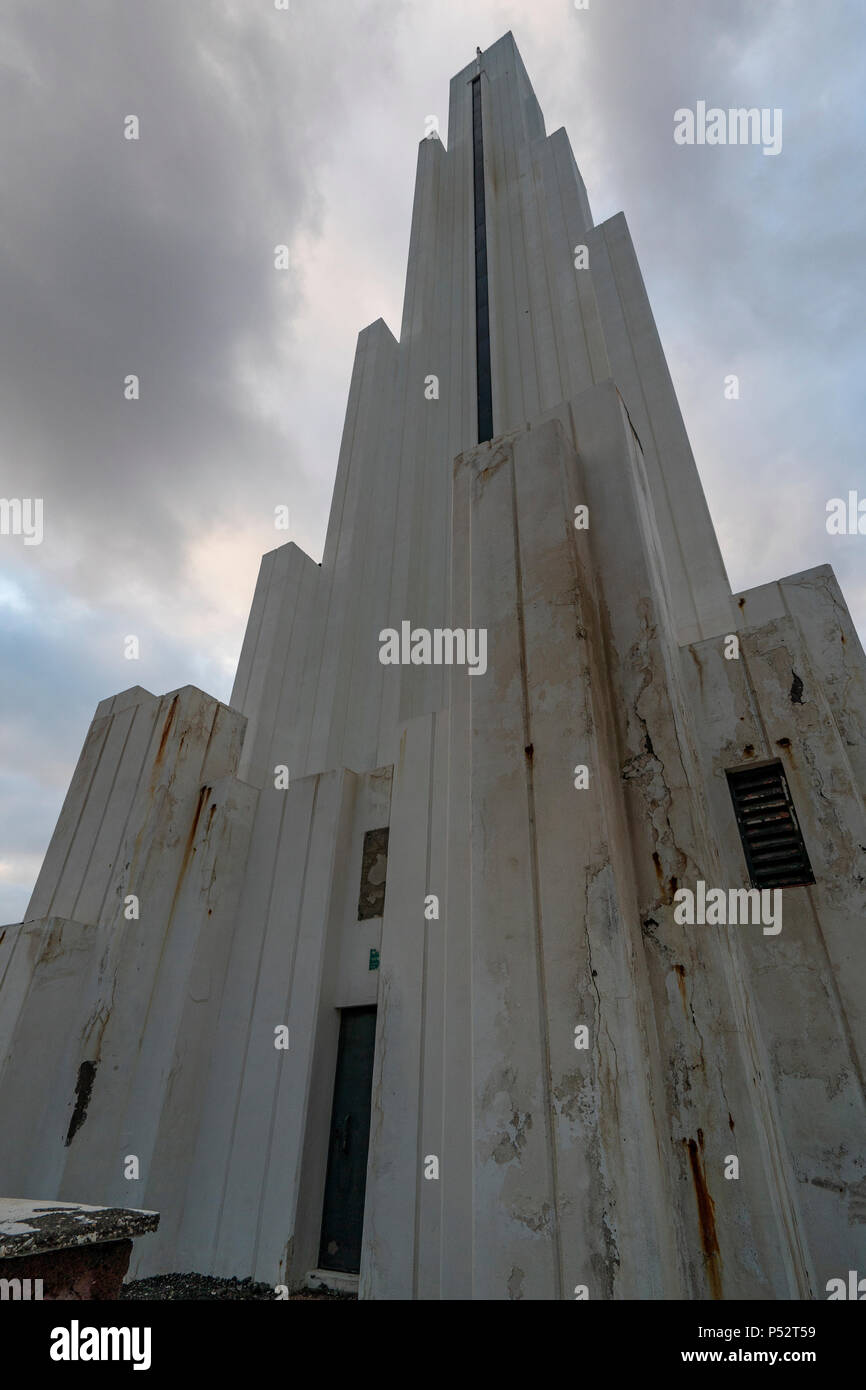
[0,1199,159,1300]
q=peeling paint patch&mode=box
[790,671,805,704]
[491,1109,532,1165]
[848,1177,866,1224]
[553,1072,584,1125]
[598,1203,621,1295]
[358,827,389,920]
[512,1200,552,1235]
[507,1265,524,1300]
[65,1061,98,1146]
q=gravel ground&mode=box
[120,1273,353,1300]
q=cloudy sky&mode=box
[1,0,864,923]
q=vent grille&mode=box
[726,762,815,890]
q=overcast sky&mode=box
[1,0,864,923]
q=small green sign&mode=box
[368,948,380,971]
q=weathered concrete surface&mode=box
[360,403,843,1301]
[1,32,864,1299]
[0,685,257,1277]
[682,567,866,1293]
[0,1199,156,1300]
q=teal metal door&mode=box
[318,1006,377,1273]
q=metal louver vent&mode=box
[726,762,815,890]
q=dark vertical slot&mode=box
[472,76,493,444]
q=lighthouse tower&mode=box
[2,32,865,1300]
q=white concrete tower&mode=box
[2,33,865,1301]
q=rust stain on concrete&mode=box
[476,444,510,486]
[683,1134,722,1298]
[178,785,211,884]
[652,852,664,889]
[38,919,70,967]
[154,694,180,766]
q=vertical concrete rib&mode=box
[508,444,564,1297]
